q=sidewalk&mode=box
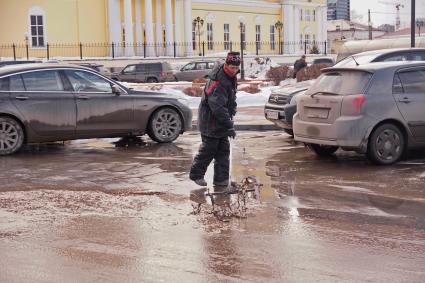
[191,106,280,131]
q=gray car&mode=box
[293,61,425,165]
[174,61,216,81]
[0,63,192,155]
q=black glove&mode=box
[227,128,236,139]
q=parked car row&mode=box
[266,47,425,165]
[0,63,192,155]
[111,60,216,83]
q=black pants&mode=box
[190,135,230,184]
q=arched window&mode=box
[28,6,46,47]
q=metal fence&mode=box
[0,41,328,60]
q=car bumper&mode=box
[264,103,296,129]
[293,114,369,149]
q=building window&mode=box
[30,14,45,47]
[207,23,213,50]
[224,24,230,50]
[313,10,316,22]
[192,24,196,50]
[300,9,303,21]
[270,25,275,50]
[255,25,261,50]
[305,34,310,50]
[305,10,310,22]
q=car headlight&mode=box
[177,98,190,107]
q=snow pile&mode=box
[244,57,279,80]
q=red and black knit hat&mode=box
[225,52,241,66]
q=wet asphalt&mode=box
[0,131,424,283]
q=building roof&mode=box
[377,28,420,39]
[327,20,380,32]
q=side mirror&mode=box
[112,84,124,95]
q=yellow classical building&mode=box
[0,0,327,58]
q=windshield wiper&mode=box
[310,91,340,98]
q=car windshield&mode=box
[305,70,372,96]
[334,54,379,67]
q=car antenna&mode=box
[351,55,359,66]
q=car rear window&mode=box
[147,63,162,71]
[305,71,372,96]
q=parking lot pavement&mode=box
[192,105,280,131]
[0,131,424,283]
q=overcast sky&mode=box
[350,0,425,28]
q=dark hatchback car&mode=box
[264,80,314,136]
[0,63,192,155]
[111,62,175,83]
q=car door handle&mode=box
[15,96,29,101]
[399,97,411,103]
[77,95,89,100]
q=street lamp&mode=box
[192,16,204,56]
[274,20,283,54]
[238,16,245,80]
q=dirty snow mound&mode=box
[245,57,279,80]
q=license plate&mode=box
[307,108,329,119]
[266,110,279,119]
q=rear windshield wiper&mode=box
[310,91,340,98]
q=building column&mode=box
[124,0,134,56]
[174,0,182,56]
[135,0,143,56]
[156,0,163,56]
[184,0,193,56]
[108,0,121,56]
[144,0,156,56]
[294,6,301,53]
[164,0,174,56]
[321,6,327,53]
[283,4,294,54]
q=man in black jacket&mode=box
[293,55,307,79]
[189,52,240,187]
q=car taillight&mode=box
[341,94,365,115]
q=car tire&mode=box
[146,77,158,83]
[306,143,338,156]
[283,128,294,136]
[0,117,24,156]
[147,108,182,143]
[367,123,405,165]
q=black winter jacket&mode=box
[198,64,237,138]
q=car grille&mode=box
[268,94,290,105]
